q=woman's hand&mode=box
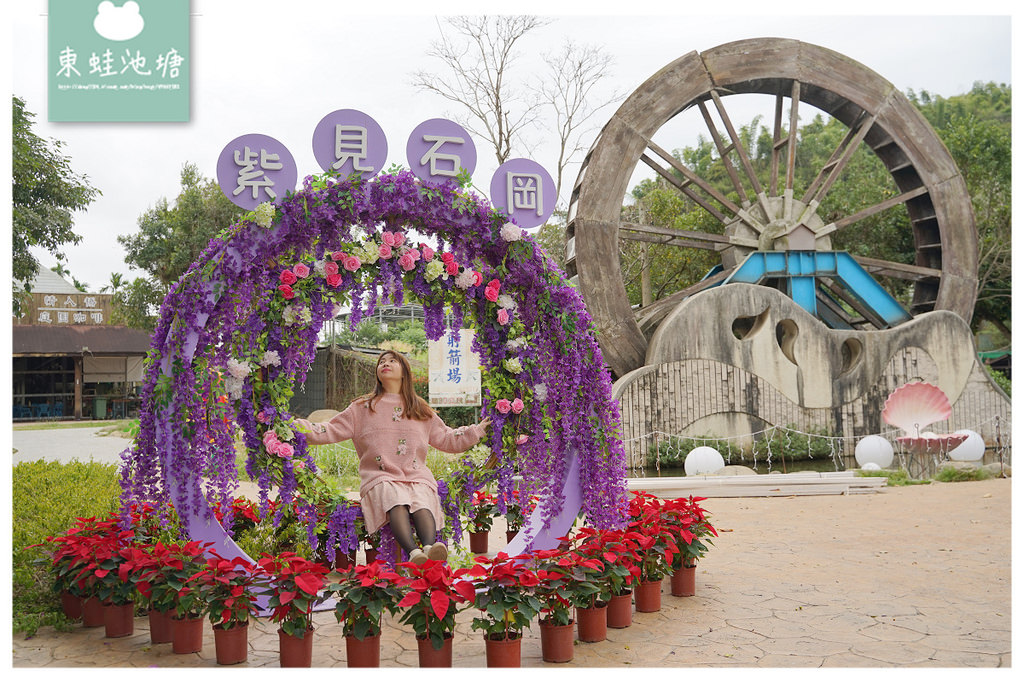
[478,416,492,432]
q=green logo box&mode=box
[48,0,190,122]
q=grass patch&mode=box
[856,468,931,486]
[934,465,994,482]
[12,420,124,432]
[12,460,122,636]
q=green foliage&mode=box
[119,162,243,286]
[935,465,993,483]
[110,276,166,331]
[653,435,742,468]
[12,460,121,635]
[11,96,101,315]
[985,365,1011,396]
[855,469,931,487]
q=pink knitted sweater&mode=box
[295,393,485,497]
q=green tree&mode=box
[12,96,100,314]
[119,162,242,286]
[110,277,165,331]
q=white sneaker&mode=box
[409,548,428,565]
[426,542,448,562]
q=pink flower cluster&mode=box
[495,397,525,414]
[262,429,295,459]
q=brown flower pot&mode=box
[416,633,453,667]
[364,548,379,565]
[336,551,357,571]
[345,632,381,667]
[539,619,575,663]
[575,603,608,642]
[671,565,696,597]
[172,615,204,654]
[506,529,519,544]
[484,633,522,667]
[60,591,82,620]
[278,627,314,667]
[103,601,135,638]
[607,590,633,628]
[81,596,105,628]
[148,608,175,644]
[635,578,662,613]
[214,622,249,665]
[469,531,489,554]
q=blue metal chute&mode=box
[722,251,913,328]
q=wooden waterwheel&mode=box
[565,38,978,379]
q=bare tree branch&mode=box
[410,15,550,165]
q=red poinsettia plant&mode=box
[625,492,683,581]
[568,527,640,605]
[151,540,215,619]
[396,560,476,650]
[40,516,109,600]
[660,494,718,569]
[529,548,577,626]
[193,554,263,630]
[329,560,404,640]
[70,517,138,606]
[467,489,499,533]
[467,553,542,641]
[257,551,331,637]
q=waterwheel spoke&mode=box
[800,112,877,212]
[697,98,750,206]
[708,90,774,221]
[852,255,941,282]
[619,222,738,251]
[640,142,741,223]
[769,93,785,197]
[817,186,930,238]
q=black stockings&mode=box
[387,506,437,552]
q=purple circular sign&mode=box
[217,134,297,210]
[489,158,556,228]
[406,118,476,184]
[311,109,387,179]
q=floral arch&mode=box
[119,168,628,562]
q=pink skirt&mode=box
[360,480,444,534]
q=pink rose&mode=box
[421,245,435,261]
[408,249,420,262]
[516,434,529,445]
[280,270,297,285]
[342,255,361,272]
[496,399,512,414]
[393,231,406,246]
[487,278,501,293]
[276,442,294,458]
[378,243,393,259]
[511,398,524,414]
[445,261,459,276]
[484,286,499,303]
[398,252,416,271]
[262,430,279,445]
[382,231,397,247]
[293,263,310,279]
[278,284,295,299]
[497,308,510,326]
[256,411,267,424]
[441,252,455,264]
[326,272,342,287]
[331,251,347,261]
[324,261,340,276]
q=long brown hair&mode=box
[358,350,434,421]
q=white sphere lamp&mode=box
[684,446,725,476]
[948,429,985,461]
[855,435,894,468]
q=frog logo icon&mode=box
[93,1,145,41]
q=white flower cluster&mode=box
[253,202,276,228]
[533,383,548,402]
[424,260,445,282]
[497,293,517,312]
[503,357,524,374]
[226,358,252,380]
[354,241,380,265]
[261,350,281,367]
[506,336,528,351]
[454,269,476,289]
[500,222,524,242]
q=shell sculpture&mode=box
[882,381,952,436]
[882,381,966,454]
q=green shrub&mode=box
[752,425,835,461]
[653,436,742,468]
[855,468,931,486]
[985,365,1011,396]
[12,460,122,636]
[935,465,993,482]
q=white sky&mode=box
[3,1,1017,292]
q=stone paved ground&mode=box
[12,477,1011,668]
